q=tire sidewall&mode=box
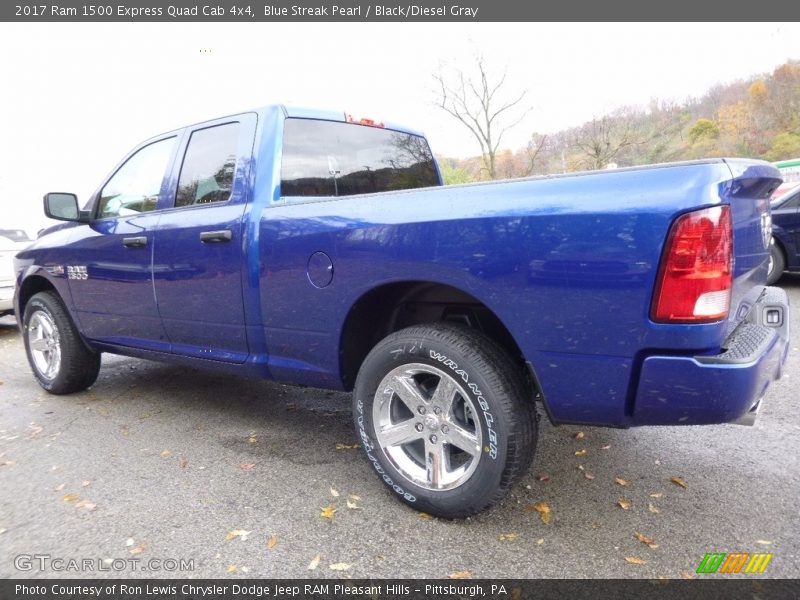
[354,329,511,515]
[768,239,784,285]
[23,295,62,391]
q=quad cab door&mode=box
[152,113,257,363]
[66,133,181,348]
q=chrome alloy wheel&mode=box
[373,363,483,491]
[27,310,61,380]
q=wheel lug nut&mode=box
[417,406,426,414]
[441,424,449,434]
[415,423,424,432]
[429,435,438,443]
[433,407,442,415]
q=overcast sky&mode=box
[2,22,800,233]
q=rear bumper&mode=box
[632,286,790,426]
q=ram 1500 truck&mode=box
[13,105,791,517]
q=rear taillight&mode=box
[651,205,733,323]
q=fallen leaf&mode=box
[536,538,544,545]
[574,449,587,456]
[680,571,696,580]
[75,500,97,511]
[449,571,472,579]
[498,533,518,542]
[267,534,278,550]
[670,476,688,489]
[308,554,321,570]
[82,480,91,487]
[536,473,550,482]
[248,433,258,444]
[615,477,631,487]
[634,532,658,549]
[62,494,79,502]
[239,463,255,470]
[226,565,238,574]
[1,461,16,467]
[584,472,595,480]
[756,540,772,545]
[179,457,188,469]
[329,563,351,571]
[348,494,362,501]
[650,492,663,498]
[573,431,585,440]
[418,512,433,520]
[576,464,585,471]
[625,556,647,565]
[160,449,172,458]
[55,483,66,491]
[335,443,361,450]
[601,445,611,450]
[346,498,361,510]
[531,502,551,524]
[320,505,337,519]
[225,529,252,541]
[617,498,632,510]
[648,503,660,514]
[129,546,145,555]
[0,528,6,535]
[330,487,340,497]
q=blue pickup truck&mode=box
[13,105,790,517]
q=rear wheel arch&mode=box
[338,281,533,391]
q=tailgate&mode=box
[722,159,783,334]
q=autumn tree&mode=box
[434,57,530,180]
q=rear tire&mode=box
[353,323,537,518]
[767,238,785,285]
[23,291,101,394]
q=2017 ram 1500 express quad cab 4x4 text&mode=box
[14,105,790,517]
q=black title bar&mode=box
[3,579,800,600]
[4,0,800,21]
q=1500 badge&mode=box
[66,266,88,280]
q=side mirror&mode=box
[44,193,87,222]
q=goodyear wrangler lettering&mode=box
[429,350,497,459]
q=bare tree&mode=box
[435,57,530,180]
[572,108,648,170]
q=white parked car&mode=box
[0,229,32,317]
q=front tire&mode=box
[353,323,537,518]
[23,291,101,394]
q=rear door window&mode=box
[281,118,438,198]
[175,122,241,207]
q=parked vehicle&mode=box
[13,106,791,517]
[768,183,800,284]
[1,230,32,317]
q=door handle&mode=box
[200,230,232,243]
[122,236,147,248]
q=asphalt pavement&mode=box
[0,276,798,579]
